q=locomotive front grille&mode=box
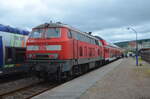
[32,53,58,59]
[36,55,49,59]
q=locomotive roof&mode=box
[34,22,64,28]
[34,22,99,40]
[0,24,29,35]
[94,36,103,40]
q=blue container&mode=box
[0,36,3,68]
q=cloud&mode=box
[94,23,150,43]
[0,0,150,42]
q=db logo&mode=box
[39,45,46,50]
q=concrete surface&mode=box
[32,59,123,99]
[79,58,150,99]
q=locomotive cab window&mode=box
[46,28,60,38]
[29,29,44,38]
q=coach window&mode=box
[5,47,13,65]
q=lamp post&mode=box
[127,27,138,66]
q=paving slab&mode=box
[32,59,123,99]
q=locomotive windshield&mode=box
[29,28,60,38]
[29,29,44,38]
[45,28,60,38]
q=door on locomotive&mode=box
[68,30,78,59]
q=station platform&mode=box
[32,58,150,99]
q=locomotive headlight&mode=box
[46,45,61,51]
[27,45,39,51]
[27,54,36,59]
[27,54,32,58]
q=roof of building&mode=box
[0,24,29,35]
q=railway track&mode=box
[0,59,120,99]
[0,82,57,99]
[0,71,94,99]
[0,76,57,99]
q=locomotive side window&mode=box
[98,41,102,46]
[70,30,99,45]
[68,30,72,38]
[71,31,77,38]
[46,28,60,38]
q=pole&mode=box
[127,27,138,66]
[135,30,138,66]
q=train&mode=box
[0,24,29,76]
[95,36,123,63]
[26,22,123,81]
[140,48,150,63]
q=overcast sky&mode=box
[0,0,150,43]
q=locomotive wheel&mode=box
[36,71,48,80]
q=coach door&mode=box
[0,36,4,68]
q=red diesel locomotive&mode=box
[26,22,122,81]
